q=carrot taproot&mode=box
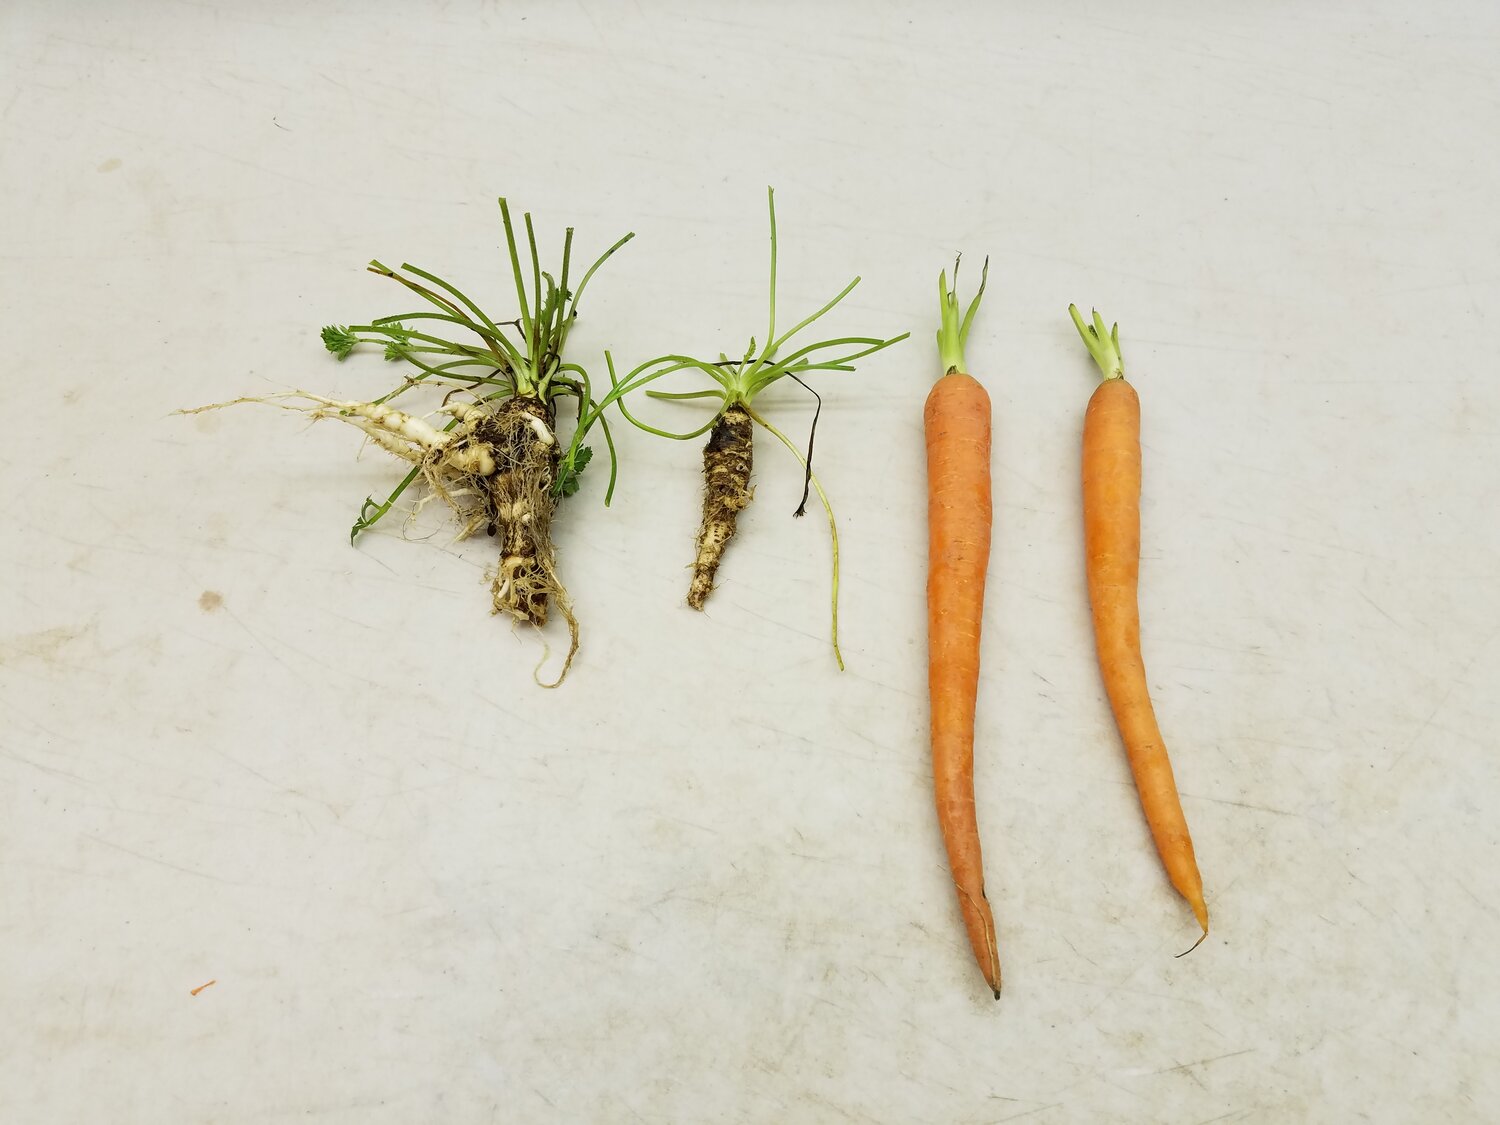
[1069,305,1209,936]
[612,189,907,664]
[926,261,1001,998]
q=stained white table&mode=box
[4,3,1496,1121]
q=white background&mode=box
[4,2,1498,1121]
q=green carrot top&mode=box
[936,257,988,376]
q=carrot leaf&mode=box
[936,255,987,375]
[321,325,359,360]
[556,445,593,497]
[1068,303,1125,380]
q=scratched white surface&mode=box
[3,2,1499,1121]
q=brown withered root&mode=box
[687,404,754,609]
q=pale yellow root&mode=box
[177,392,493,475]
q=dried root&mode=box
[688,404,754,609]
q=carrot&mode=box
[1069,305,1209,936]
[182,201,635,687]
[926,261,1001,999]
[608,188,907,664]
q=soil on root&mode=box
[430,394,579,684]
[688,404,754,610]
[468,396,567,624]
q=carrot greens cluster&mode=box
[321,200,633,543]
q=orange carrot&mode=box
[1069,305,1209,936]
[926,262,1001,998]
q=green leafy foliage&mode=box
[556,444,593,497]
[378,322,415,360]
[321,325,358,360]
[323,203,634,530]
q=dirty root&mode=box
[688,404,754,609]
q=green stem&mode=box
[364,271,523,368]
[386,351,499,383]
[1068,304,1125,380]
[524,212,543,354]
[562,231,634,351]
[397,262,506,341]
[744,333,910,398]
[936,256,988,376]
[372,358,509,405]
[590,354,732,429]
[498,198,533,344]
[367,260,467,322]
[645,388,727,401]
[348,416,461,542]
[594,407,619,505]
[373,347,482,358]
[763,186,778,364]
[743,405,844,671]
[372,311,517,329]
[775,334,903,366]
[346,324,494,357]
[556,228,574,342]
[614,394,724,441]
[370,310,523,357]
[769,276,860,355]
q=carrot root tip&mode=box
[1174,929,1209,958]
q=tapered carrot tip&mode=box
[979,939,1001,1000]
[1178,874,1209,934]
[1191,896,1210,935]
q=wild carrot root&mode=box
[475,396,567,627]
[687,403,754,609]
[178,390,579,678]
[619,190,905,646]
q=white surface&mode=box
[3,2,1498,1121]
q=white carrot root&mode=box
[525,413,555,445]
[178,392,495,476]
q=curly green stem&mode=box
[743,404,844,671]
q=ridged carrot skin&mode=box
[925,370,1002,998]
[1075,307,1208,934]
